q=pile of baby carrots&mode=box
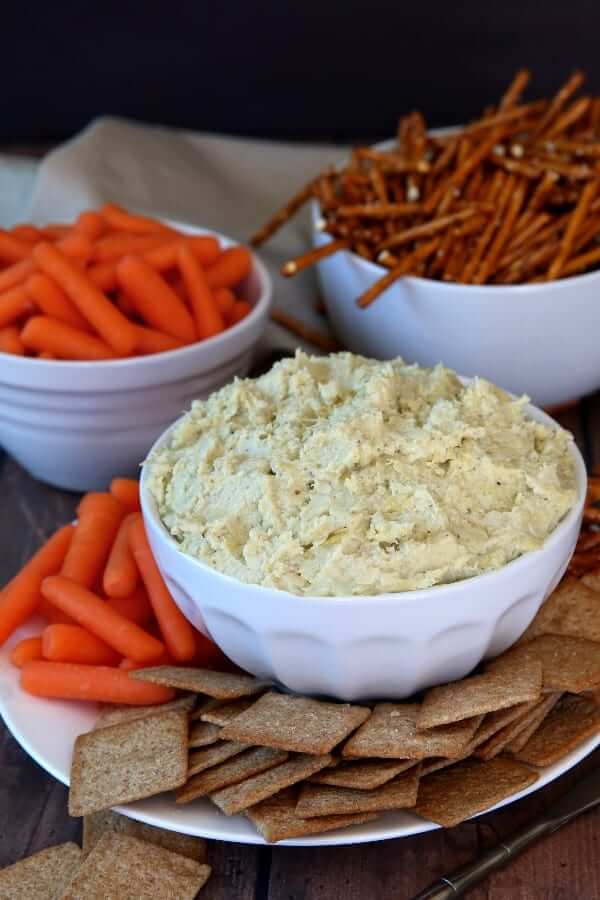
[0,477,231,706]
[0,203,253,360]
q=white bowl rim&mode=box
[140,387,587,608]
[0,222,272,370]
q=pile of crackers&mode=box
[0,810,210,899]
[59,572,600,844]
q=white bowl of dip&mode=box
[140,386,586,702]
[0,223,272,492]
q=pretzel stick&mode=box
[545,139,600,157]
[353,148,430,173]
[562,244,600,277]
[281,239,348,276]
[335,203,420,219]
[463,101,546,135]
[270,308,342,352]
[546,96,592,138]
[250,180,315,246]
[497,214,552,268]
[378,208,477,251]
[442,238,466,281]
[357,237,440,308]
[532,156,593,179]
[547,179,599,279]
[369,166,388,203]
[459,173,509,282]
[474,179,526,282]
[529,70,586,140]
[499,69,531,110]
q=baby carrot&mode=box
[177,244,224,339]
[109,478,141,513]
[38,352,56,360]
[42,623,121,666]
[0,234,93,295]
[129,515,197,662]
[87,261,118,292]
[41,224,71,240]
[0,230,31,263]
[119,647,173,670]
[10,225,44,243]
[10,636,44,668]
[33,243,138,356]
[0,285,32,327]
[21,660,175,705]
[0,325,25,355]
[133,324,185,355]
[141,241,181,272]
[105,586,154,626]
[214,287,236,316]
[73,210,106,240]
[192,630,232,671]
[26,273,92,332]
[103,513,140,598]
[62,492,125,588]
[205,246,252,289]
[92,233,170,263]
[21,316,117,361]
[55,233,93,264]
[38,594,76,625]
[226,300,252,326]
[116,255,196,342]
[0,259,35,293]
[186,235,221,266]
[0,524,74,647]
[41,575,165,663]
[99,203,172,235]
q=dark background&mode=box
[3,1,600,143]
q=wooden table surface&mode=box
[0,144,599,898]
[0,388,598,900]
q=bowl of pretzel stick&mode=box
[252,70,600,408]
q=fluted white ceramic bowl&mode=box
[0,224,272,491]
[141,398,586,701]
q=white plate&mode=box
[1,621,598,847]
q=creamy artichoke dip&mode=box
[147,352,577,596]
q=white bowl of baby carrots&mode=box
[0,204,272,491]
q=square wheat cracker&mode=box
[246,787,378,843]
[474,701,543,760]
[296,764,421,818]
[187,740,249,777]
[59,833,211,900]
[417,659,542,730]
[69,709,188,817]
[517,576,600,644]
[505,692,563,755]
[94,695,196,730]
[200,697,256,725]
[413,758,538,828]
[512,694,600,767]
[83,810,207,862]
[177,747,289,803]
[308,758,417,790]
[188,721,221,748]
[0,842,81,900]
[131,665,269,699]
[210,753,332,815]
[487,634,600,693]
[219,691,370,754]
[342,703,481,759]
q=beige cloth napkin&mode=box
[26,117,347,353]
